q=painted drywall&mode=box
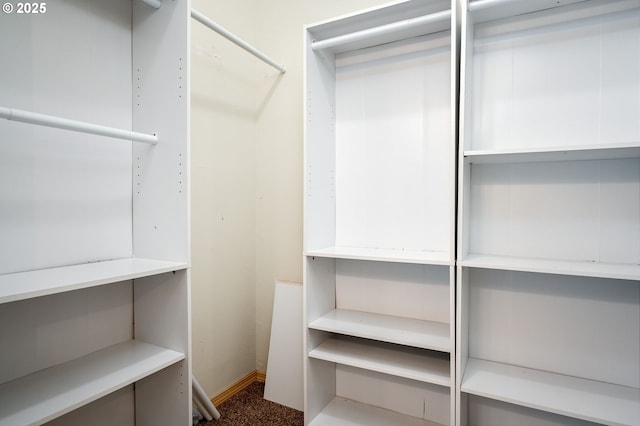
[190,0,258,398]
[191,0,391,398]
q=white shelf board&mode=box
[0,340,185,426]
[460,254,640,281]
[308,397,444,426]
[306,246,452,266]
[468,0,589,24]
[469,0,640,25]
[0,258,189,304]
[309,309,450,352]
[309,336,450,387]
[464,143,640,164]
[461,358,640,426]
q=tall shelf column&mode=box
[0,0,192,424]
[304,1,459,425]
[456,0,640,425]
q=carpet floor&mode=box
[199,381,304,426]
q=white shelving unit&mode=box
[456,0,640,425]
[304,0,458,424]
[0,0,191,424]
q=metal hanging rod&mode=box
[190,8,287,74]
[311,9,452,51]
[139,0,161,9]
[0,107,158,145]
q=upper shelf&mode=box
[464,143,640,164]
[0,258,189,304]
[461,357,640,426]
[468,0,590,23]
[308,0,451,53]
[306,246,452,266]
[309,309,450,352]
[460,253,640,281]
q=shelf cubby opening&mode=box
[463,0,640,154]
[307,362,451,426]
[305,257,452,342]
[461,394,606,426]
[457,267,640,425]
[305,25,456,265]
[462,159,640,275]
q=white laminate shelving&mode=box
[457,0,640,424]
[0,341,184,426]
[0,258,188,304]
[460,254,640,281]
[461,358,640,426]
[309,336,450,386]
[0,0,191,424]
[306,246,452,266]
[464,142,640,164]
[309,397,446,426]
[304,1,458,425]
[309,309,450,352]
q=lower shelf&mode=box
[0,340,185,426]
[308,397,445,426]
[461,357,640,426]
[309,336,450,387]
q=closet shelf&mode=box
[461,357,640,426]
[464,142,640,164]
[468,0,588,23]
[309,336,450,387]
[311,9,451,52]
[0,107,158,144]
[460,253,640,281]
[463,143,640,164]
[0,258,189,304]
[306,246,452,266]
[0,340,184,426]
[309,309,450,352]
[309,397,445,426]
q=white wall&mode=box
[191,0,391,397]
